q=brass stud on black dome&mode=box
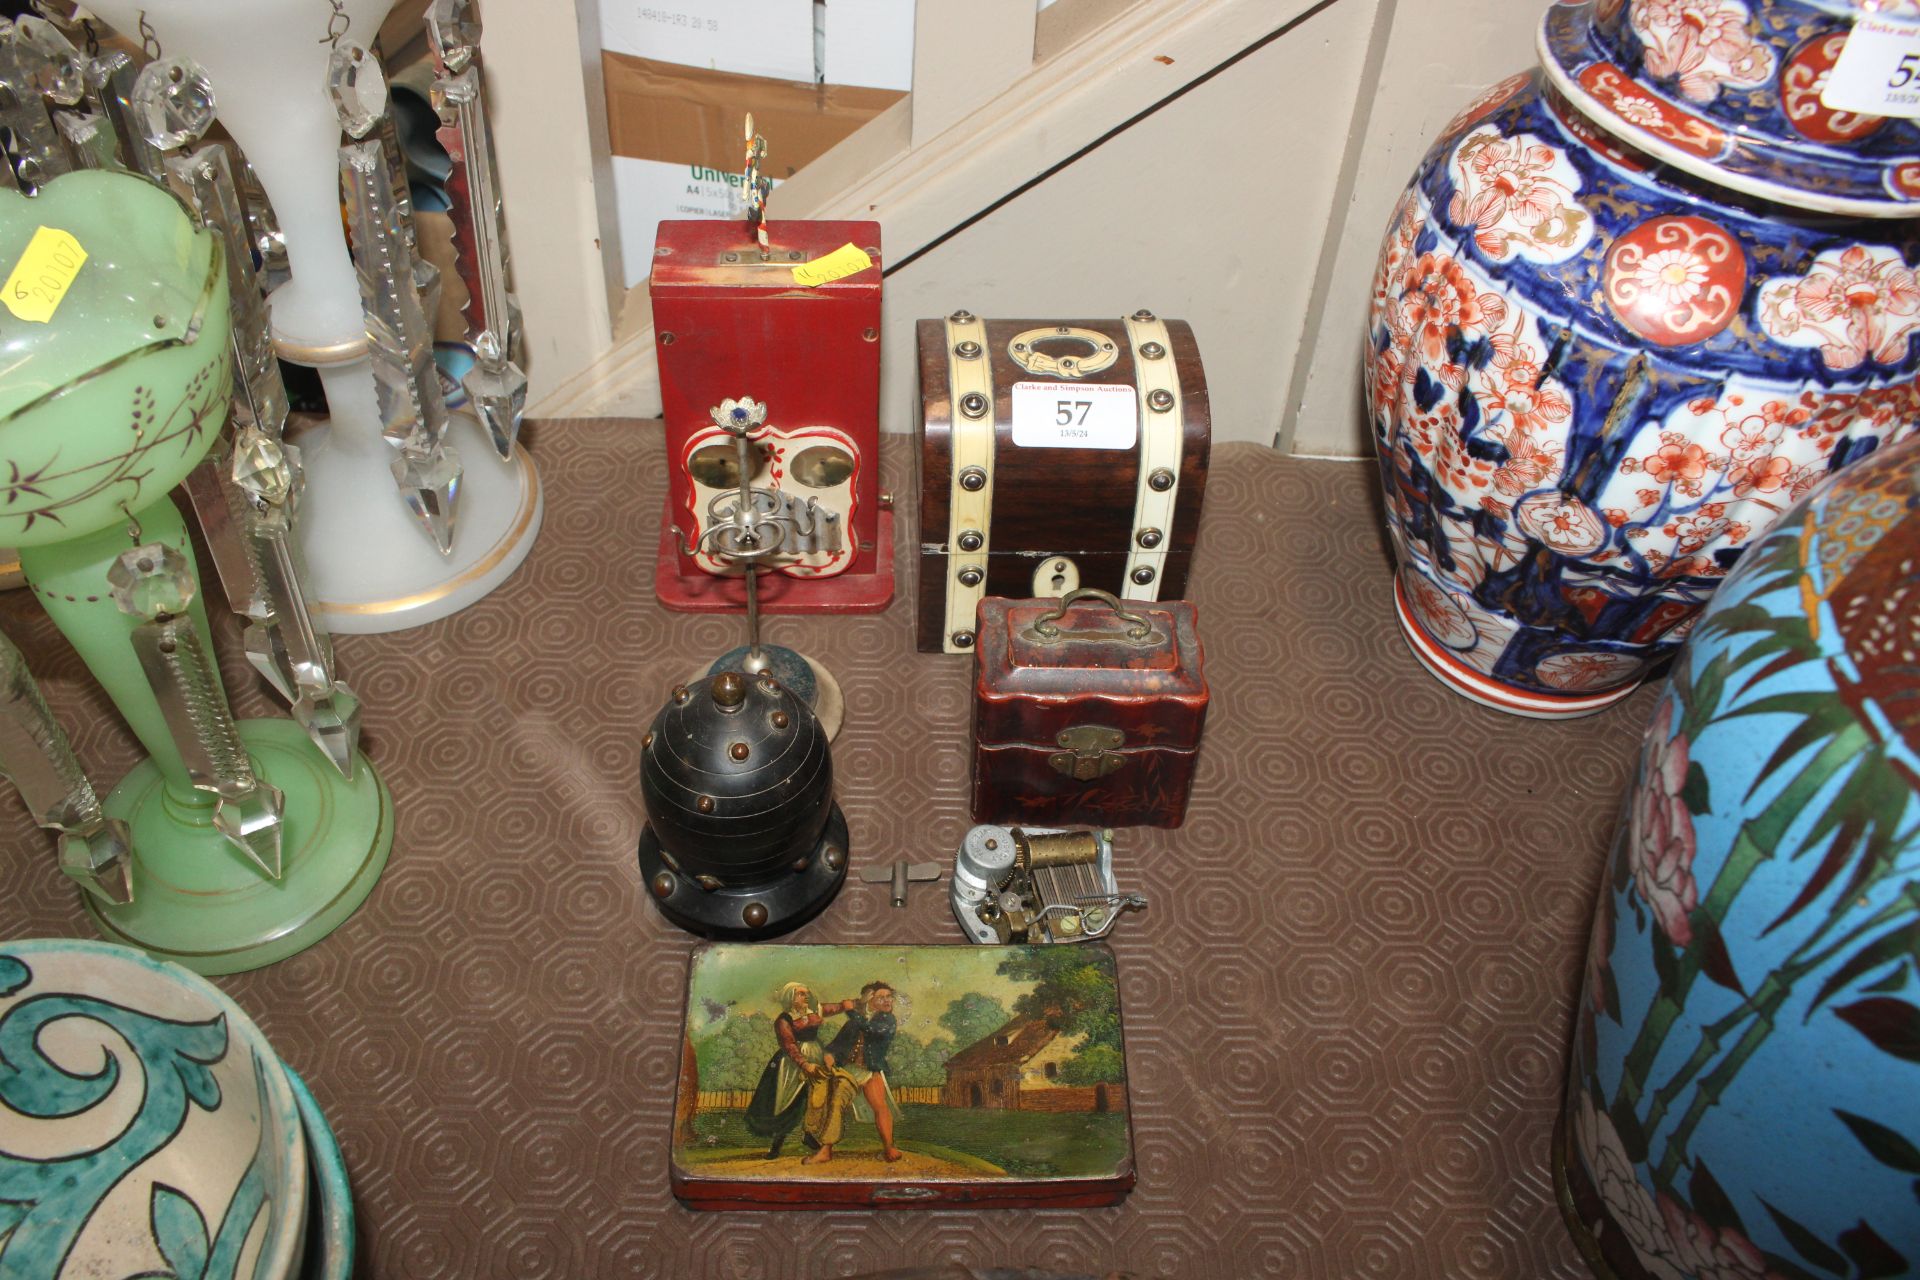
[711,671,747,709]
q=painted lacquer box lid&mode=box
[670,943,1136,1209]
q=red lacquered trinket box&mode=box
[973,590,1208,829]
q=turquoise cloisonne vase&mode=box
[0,939,310,1280]
[1560,429,1920,1277]
[1369,0,1920,718]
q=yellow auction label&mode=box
[4,226,87,324]
[791,243,873,288]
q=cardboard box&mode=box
[610,156,784,287]
[601,53,903,286]
[822,0,916,92]
[599,0,815,81]
[603,53,901,176]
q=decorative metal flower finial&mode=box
[709,396,768,433]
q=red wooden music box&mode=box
[973,589,1209,829]
[651,218,894,613]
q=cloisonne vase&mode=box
[1368,0,1920,717]
[1560,429,1920,1276]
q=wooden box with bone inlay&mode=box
[914,312,1211,654]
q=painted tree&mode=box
[886,1033,955,1087]
[694,1012,775,1092]
[937,992,1010,1051]
[1058,1045,1125,1085]
[995,948,1121,1057]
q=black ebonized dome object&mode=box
[637,670,848,938]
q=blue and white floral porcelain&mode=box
[1368,1,1920,717]
[1560,428,1920,1279]
[0,939,309,1280]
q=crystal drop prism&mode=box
[463,357,527,459]
[212,779,284,880]
[108,543,196,619]
[131,56,216,152]
[413,256,442,332]
[232,429,295,505]
[54,109,116,169]
[327,43,389,139]
[294,682,361,781]
[13,16,83,105]
[428,0,483,72]
[242,620,295,702]
[392,444,462,555]
[58,817,134,905]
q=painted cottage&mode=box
[940,1017,1126,1113]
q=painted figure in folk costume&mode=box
[813,981,905,1165]
[743,980,904,1163]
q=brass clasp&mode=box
[1049,725,1126,781]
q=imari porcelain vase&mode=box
[1560,430,1920,1278]
[1368,0,1920,717]
[0,939,312,1279]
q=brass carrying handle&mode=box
[1031,588,1154,641]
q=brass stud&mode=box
[660,331,675,345]
[696,795,716,813]
[959,466,987,491]
[772,711,791,729]
[1137,528,1163,549]
[824,845,846,872]
[1131,566,1156,585]
[742,902,770,929]
[729,741,750,762]
[711,671,747,708]
[950,309,975,324]
[1148,388,1175,412]
[651,872,675,899]
[952,630,975,649]
[958,567,983,587]
[1141,341,1165,359]
[642,732,654,749]
[960,392,989,419]
[672,685,690,703]
[1148,468,1175,492]
[1131,308,1155,322]
[760,677,781,694]
[957,530,984,552]
[862,327,878,341]
[696,874,723,891]
[723,252,739,263]
[791,857,810,873]
[956,339,982,359]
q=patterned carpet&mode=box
[0,422,1653,1278]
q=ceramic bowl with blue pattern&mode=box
[0,939,310,1280]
